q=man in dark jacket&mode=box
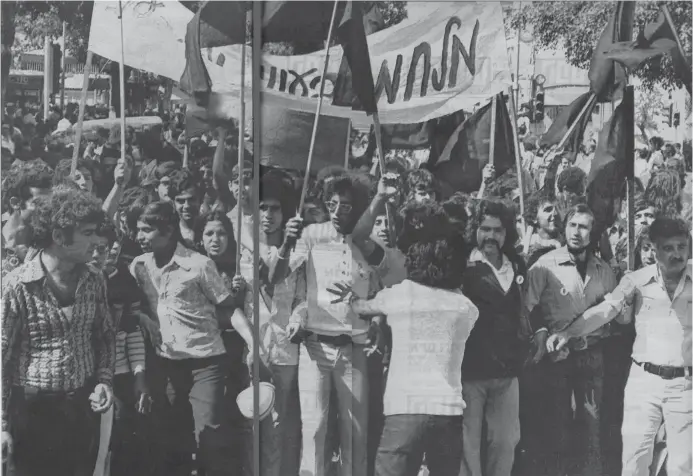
[460,199,530,476]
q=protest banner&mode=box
[89,1,512,126]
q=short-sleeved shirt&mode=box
[129,243,231,359]
[369,279,479,416]
[525,246,617,349]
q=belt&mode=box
[633,359,693,379]
[314,334,352,347]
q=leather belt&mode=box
[633,359,692,379]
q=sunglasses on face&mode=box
[325,201,352,213]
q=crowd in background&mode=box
[1,100,692,476]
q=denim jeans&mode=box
[526,345,604,476]
[298,337,369,476]
[7,384,99,476]
[375,414,463,476]
[461,377,520,476]
[148,353,234,476]
[260,364,302,476]
[621,362,692,476]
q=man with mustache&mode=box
[522,203,617,476]
[546,217,692,476]
[460,200,529,476]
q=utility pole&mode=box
[60,21,66,111]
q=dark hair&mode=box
[634,225,652,270]
[633,195,658,215]
[470,199,520,259]
[260,172,297,225]
[29,187,105,249]
[96,219,118,246]
[1,160,53,213]
[396,201,465,289]
[384,157,408,176]
[556,167,586,195]
[648,217,690,244]
[644,169,683,217]
[169,169,202,199]
[137,201,180,241]
[194,209,238,271]
[638,148,650,160]
[650,136,664,150]
[323,173,369,220]
[405,168,438,201]
[524,190,556,226]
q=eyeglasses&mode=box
[325,201,352,213]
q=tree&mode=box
[508,1,692,91]
[635,84,666,141]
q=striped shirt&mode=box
[2,252,116,430]
[115,329,146,375]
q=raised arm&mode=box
[212,127,234,206]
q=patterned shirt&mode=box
[525,246,617,351]
[2,253,116,430]
[129,243,231,360]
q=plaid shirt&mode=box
[2,252,116,430]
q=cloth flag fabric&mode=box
[427,94,515,195]
[539,91,595,161]
[604,9,691,94]
[588,1,635,103]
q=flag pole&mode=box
[372,112,396,245]
[556,92,597,149]
[507,87,525,220]
[118,0,127,170]
[297,0,340,213]
[251,4,263,476]
[236,36,247,275]
[70,50,93,176]
[489,94,497,167]
[624,85,635,271]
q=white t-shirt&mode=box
[370,279,479,416]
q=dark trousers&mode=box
[7,385,99,476]
[375,414,463,476]
[149,353,234,476]
[522,345,604,476]
[368,351,387,476]
[110,373,154,476]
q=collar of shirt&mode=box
[553,246,601,268]
[469,248,514,292]
[149,243,195,272]
[639,261,693,297]
[18,251,94,285]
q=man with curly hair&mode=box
[2,187,116,475]
[460,200,530,476]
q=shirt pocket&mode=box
[163,271,199,305]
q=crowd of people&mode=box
[1,100,691,476]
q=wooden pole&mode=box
[507,87,525,219]
[236,38,247,275]
[372,111,396,245]
[489,94,497,166]
[43,37,51,120]
[118,0,126,169]
[557,92,597,150]
[297,0,340,213]
[60,21,66,111]
[344,120,351,168]
[70,50,93,176]
[624,85,635,271]
[251,4,262,476]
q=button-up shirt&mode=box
[2,253,116,430]
[289,222,395,343]
[525,246,617,347]
[469,248,515,293]
[572,262,692,367]
[129,243,231,360]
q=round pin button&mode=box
[560,287,568,296]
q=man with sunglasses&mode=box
[273,174,399,476]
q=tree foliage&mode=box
[508,1,692,91]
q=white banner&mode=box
[89,1,512,125]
